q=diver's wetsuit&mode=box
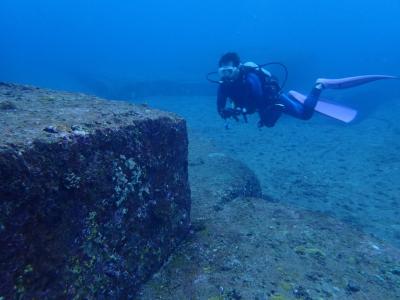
[217,71,322,127]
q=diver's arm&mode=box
[246,73,269,123]
[217,85,228,117]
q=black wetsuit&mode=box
[217,71,322,127]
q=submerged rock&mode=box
[0,83,191,299]
[139,137,400,300]
[188,137,262,216]
[0,100,17,110]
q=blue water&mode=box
[1,1,399,95]
[1,1,400,246]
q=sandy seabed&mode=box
[138,95,400,248]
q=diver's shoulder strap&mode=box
[242,61,272,78]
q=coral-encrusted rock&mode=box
[0,82,191,299]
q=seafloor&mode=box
[2,84,399,299]
[136,94,400,299]
[137,133,399,299]
[138,95,400,248]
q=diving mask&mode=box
[218,65,240,81]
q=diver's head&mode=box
[218,52,241,82]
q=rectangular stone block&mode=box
[0,83,191,299]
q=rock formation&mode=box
[0,83,191,299]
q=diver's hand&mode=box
[219,108,235,119]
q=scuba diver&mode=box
[210,52,397,127]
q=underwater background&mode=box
[1,0,400,98]
[1,0,400,256]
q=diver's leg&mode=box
[279,84,323,120]
[301,83,323,119]
[288,90,358,123]
[316,75,397,89]
[258,103,285,127]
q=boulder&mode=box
[139,136,400,300]
[0,82,191,299]
[189,146,262,215]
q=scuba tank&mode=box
[206,61,288,92]
[240,61,282,103]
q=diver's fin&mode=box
[288,90,357,123]
[316,75,398,89]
